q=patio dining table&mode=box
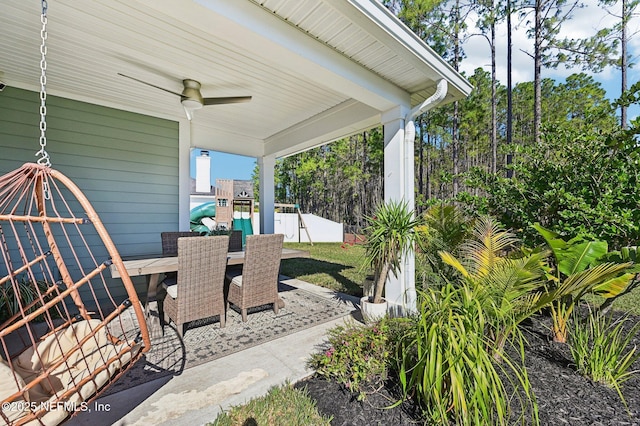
[109,247,310,308]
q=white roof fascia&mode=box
[327,0,473,99]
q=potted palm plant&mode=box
[361,200,421,323]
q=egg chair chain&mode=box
[35,0,51,168]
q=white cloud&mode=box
[459,0,637,89]
[460,10,535,83]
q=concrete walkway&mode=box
[67,279,361,426]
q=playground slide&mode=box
[190,202,216,222]
[233,218,253,246]
[190,202,217,233]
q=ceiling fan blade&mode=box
[118,73,183,97]
[202,96,252,105]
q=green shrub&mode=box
[395,283,538,425]
[309,318,410,400]
[439,216,552,357]
[362,200,423,304]
[568,309,640,406]
[459,121,640,250]
[0,277,54,325]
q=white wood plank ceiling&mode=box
[0,0,471,158]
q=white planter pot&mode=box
[360,296,388,324]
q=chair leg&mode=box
[220,311,226,328]
[158,299,165,324]
[162,312,170,335]
[241,308,247,322]
[177,322,184,338]
[273,300,279,315]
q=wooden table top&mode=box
[110,248,310,278]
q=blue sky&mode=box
[462,0,639,121]
[190,149,256,185]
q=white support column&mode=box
[178,120,191,231]
[381,105,416,316]
[403,117,417,314]
[258,155,276,234]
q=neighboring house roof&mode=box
[233,181,254,200]
[189,178,253,199]
[0,0,471,159]
[189,178,214,196]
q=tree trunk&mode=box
[506,0,514,178]
[426,133,432,200]
[452,0,461,196]
[621,0,628,129]
[373,262,390,304]
[453,101,460,196]
[491,17,497,174]
[533,0,543,145]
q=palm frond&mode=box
[457,216,518,278]
[557,262,633,298]
[439,250,470,278]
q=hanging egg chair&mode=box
[1,3,150,425]
[0,164,151,425]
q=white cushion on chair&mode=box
[1,359,29,422]
[225,270,243,287]
[6,319,139,426]
[165,284,178,299]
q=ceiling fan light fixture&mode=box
[181,98,203,121]
[183,105,194,121]
[118,74,250,121]
[181,98,203,110]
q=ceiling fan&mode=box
[118,73,251,120]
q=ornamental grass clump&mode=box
[394,283,538,425]
[0,277,58,324]
[568,308,640,407]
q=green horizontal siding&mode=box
[0,87,179,305]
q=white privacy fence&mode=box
[251,212,343,243]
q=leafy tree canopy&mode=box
[459,113,640,249]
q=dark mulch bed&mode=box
[295,312,640,425]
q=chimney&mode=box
[195,150,211,193]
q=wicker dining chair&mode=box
[160,231,200,286]
[228,229,243,252]
[225,233,285,322]
[163,235,229,337]
[161,231,200,257]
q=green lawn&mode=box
[281,242,640,315]
[210,383,331,426]
[281,242,368,296]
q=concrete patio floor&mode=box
[66,279,360,426]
